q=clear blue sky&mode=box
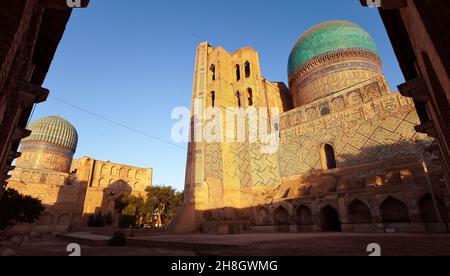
[34,0,404,191]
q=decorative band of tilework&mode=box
[289,48,381,83]
[294,61,382,91]
[20,141,75,156]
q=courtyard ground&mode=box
[1,232,450,256]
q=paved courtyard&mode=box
[2,232,450,256]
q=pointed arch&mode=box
[236,64,241,81]
[247,88,253,106]
[320,205,341,232]
[111,166,118,176]
[255,208,269,226]
[98,178,106,187]
[348,199,372,223]
[296,205,313,225]
[236,91,242,107]
[57,213,71,226]
[321,144,337,170]
[274,206,289,225]
[244,61,251,78]
[101,165,108,175]
[320,106,331,116]
[380,196,410,223]
[38,212,53,226]
[210,64,216,81]
[419,194,448,223]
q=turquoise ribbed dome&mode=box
[288,21,378,78]
[23,116,78,152]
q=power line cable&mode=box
[48,95,187,150]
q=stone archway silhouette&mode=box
[348,199,372,223]
[380,196,410,223]
[255,208,269,226]
[419,194,448,223]
[273,206,289,226]
[320,205,341,232]
[296,205,313,225]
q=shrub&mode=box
[87,214,96,227]
[118,215,136,229]
[87,212,114,228]
[104,212,114,227]
[94,212,105,227]
[108,231,126,247]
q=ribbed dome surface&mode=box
[288,20,378,78]
[23,116,78,152]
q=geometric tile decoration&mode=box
[279,75,431,177]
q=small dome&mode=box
[23,116,78,152]
[288,20,378,78]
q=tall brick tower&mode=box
[171,42,292,233]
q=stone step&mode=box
[56,232,109,247]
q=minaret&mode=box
[170,42,291,233]
[169,42,209,233]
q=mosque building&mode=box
[171,21,449,234]
[7,116,152,233]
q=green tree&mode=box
[113,194,129,214]
[114,194,144,214]
[0,189,45,234]
[114,194,145,228]
[113,187,183,228]
[145,186,183,226]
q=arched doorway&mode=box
[320,206,341,232]
[348,200,372,223]
[296,205,313,225]
[39,213,53,226]
[419,194,448,223]
[55,213,71,233]
[255,208,269,226]
[320,106,331,116]
[380,197,410,223]
[321,144,337,170]
[57,213,71,226]
[274,206,289,225]
[37,212,53,233]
